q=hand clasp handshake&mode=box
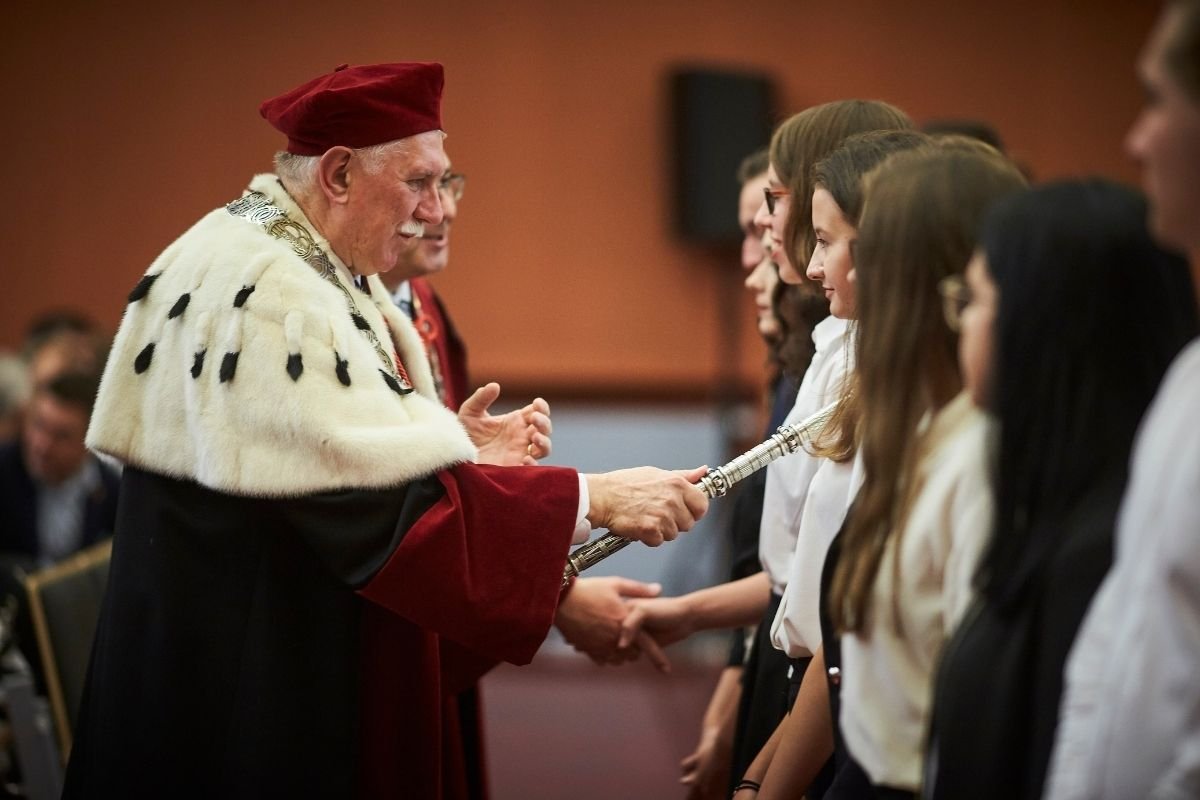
[555,466,710,670]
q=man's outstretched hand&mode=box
[459,382,552,466]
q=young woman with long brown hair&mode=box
[823,144,1026,798]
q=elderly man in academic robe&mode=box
[63,62,708,800]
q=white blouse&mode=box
[770,451,862,658]
[758,316,852,594]
[839,393,993,791]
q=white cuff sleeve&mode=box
[572,474,591,545]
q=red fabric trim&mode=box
[356,463,577,798]
[411,278,469,411]
[358,608,444,798]
[359,463,577,664]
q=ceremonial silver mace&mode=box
[562,400,838,587]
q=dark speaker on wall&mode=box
[670,67,775,244]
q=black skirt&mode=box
[729,591,799,790]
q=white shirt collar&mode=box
[812,315,849,352]
[391,280,413,308]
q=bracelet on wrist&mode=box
[732,778,760,796]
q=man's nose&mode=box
[439,190,458,222]
[416,186,444,225]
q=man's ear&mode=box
[316,146,355,206]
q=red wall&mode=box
[0,0,1157,398]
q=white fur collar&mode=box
[87,175,476,497]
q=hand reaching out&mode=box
[458,382,552,466]
[619,594,696,657]
[681,725,733,800]
[555,576,666,667]
[680,666,742,799]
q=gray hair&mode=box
[273,138,423,194]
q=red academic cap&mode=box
[259,62,444,156]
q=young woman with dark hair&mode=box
[925,180,1198,800]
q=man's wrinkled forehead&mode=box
[418,148,451,178]
[386,133,449,178]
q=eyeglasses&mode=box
[438,173,466,202]
[937,275,972,332]
[763,186,791,215]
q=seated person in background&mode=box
[21,310,97,355]
[25,328,110,394]
[0,370,118,567]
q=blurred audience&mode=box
[0,369,118,566]
[22,311,109,394]
[0,354,29,444]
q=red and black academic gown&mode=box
[357,459,578,799]
[404,277,492,799]
[64,461,577,799]
[64,175,581,799]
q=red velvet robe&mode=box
[357,466,575,798]
[395,277,491,799]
